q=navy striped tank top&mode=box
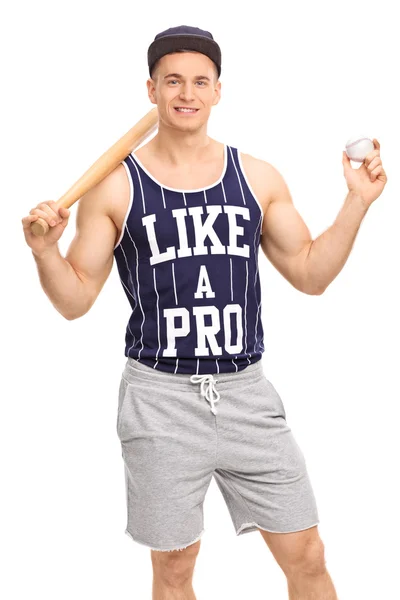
[113,144,265,375]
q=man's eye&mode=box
[167,80,206,85]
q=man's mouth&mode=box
[174,107,199,114]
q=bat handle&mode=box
[31,217,50,237]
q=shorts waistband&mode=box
[123,357,263,386]
[122,358,264,415]
[122,357,264,415]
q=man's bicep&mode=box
[261,167,312,291]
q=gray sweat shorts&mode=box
[116,358,320,552]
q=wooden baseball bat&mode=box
[30,107,159,236]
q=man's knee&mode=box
[288,538,327,578]
[151,540,201,586]
[260,525,326,577]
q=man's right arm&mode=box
[32,163,129,320]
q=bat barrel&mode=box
[30,107,159,237]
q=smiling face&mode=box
[147,51,221,132]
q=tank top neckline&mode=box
[131,143,229,194]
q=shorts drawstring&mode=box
[189,374,220,415]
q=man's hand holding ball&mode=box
[343,135,387,209]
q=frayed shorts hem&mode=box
[236,520,320,536]
[124,527,205,552]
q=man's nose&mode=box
[179,83,196,101]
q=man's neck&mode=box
[148,128,217,167]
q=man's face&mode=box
[147,51,221,132]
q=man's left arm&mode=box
[260,139,388,295]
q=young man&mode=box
[23,25,387,600]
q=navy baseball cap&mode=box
[148,25,222,78]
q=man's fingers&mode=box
[29,207,58,226]
[29,201,62,224]
[38,202,63,224]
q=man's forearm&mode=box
[304,191,369,294]
[32,245,91,319]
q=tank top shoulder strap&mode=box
[225,144,247,185]
[226,144,245,178]
[225,144,264,226]
[123,152,142,186]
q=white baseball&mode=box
[345,135,374,163]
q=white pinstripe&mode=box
[152,267,161,368]
[172,262,178,305]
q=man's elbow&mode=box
[64,312,82,321]
[297,278,327,295]
[304,284,326,296]
[299,265,327,295]
[294,246,327,295]
[63,305,92,320]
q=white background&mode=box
[2,1,399,598]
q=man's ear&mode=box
[212,81,222,106]
[146,78,157,105]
